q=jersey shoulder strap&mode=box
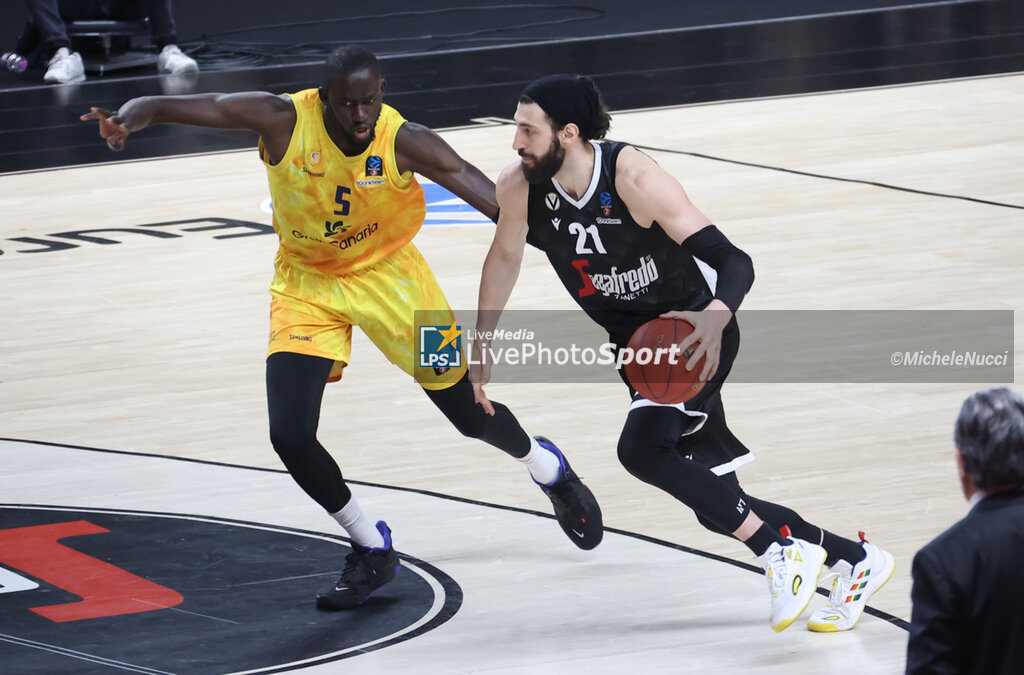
[599,141,628,186]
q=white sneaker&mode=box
[44,47,85,84]
[807,540,895,632]
[756,538,827,632]
[157,45,198,74]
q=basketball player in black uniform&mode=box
[471,74,894,632]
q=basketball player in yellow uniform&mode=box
[80,46,602,609]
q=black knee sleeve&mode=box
[690,471,746,535]
[267,353,351,513]
[619,406,749,534]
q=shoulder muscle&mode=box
[496,162,528,214]
[614,144,711,242]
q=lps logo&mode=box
[418,322,463,369]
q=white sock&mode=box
[518,437,563,486]
[330,497,385,549]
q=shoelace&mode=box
[823,569,855,609]
[335,548,368,583]
[763,547,787,595]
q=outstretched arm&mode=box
[80,92,296,162]
[394,122,498,222]
[615,145,754,381]
[470,163,531,414]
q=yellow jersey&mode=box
[261,90,425,276]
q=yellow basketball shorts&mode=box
[267,242,466,390]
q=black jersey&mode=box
[526,141,714,346]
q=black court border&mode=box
[0,500,463,674]
[1,436,911,633]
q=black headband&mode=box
[522,74,600,138]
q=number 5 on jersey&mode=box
[334,186,351,216]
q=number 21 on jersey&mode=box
[568,222,606,254]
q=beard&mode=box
[519,135,565,184]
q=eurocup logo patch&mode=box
[418,322,463,370]
[366,155,383,176]
[600,191,613,216]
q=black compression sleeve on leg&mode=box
[618,405,751,534]
[681,225,754,313]
[267,352,352,513]
[694,471,742,535]
[423,374,531,458]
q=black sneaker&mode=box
[533,436,603,550]
[316,520,399,609]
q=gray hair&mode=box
[954,387,1024,491]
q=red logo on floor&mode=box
[0,505,459,672]
[0,520,184,622]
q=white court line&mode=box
[0,632,176,675]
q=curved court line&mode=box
[0,436,910,632]
[0,502,462,674]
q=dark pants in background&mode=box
[17,0,179,62]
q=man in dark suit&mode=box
[906,387,1024,674]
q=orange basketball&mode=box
[623,318,706,404]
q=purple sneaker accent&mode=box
[533,436,568,487]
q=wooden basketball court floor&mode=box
[2,72,1022,673]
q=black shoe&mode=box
[316,520,400,609]
[533,436,603,550]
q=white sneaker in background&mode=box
[756,537,827,632]
[157,45,198,74]
[44,47,85,84]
